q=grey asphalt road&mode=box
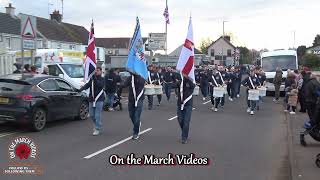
[0,90,290,180]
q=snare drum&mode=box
[258,87,267,97]
[248,89,260,100]
[154,85,163,95]
[144,85,155,95]
[193,86,200,95]
[223,85,228,95]
[213,87,225,97]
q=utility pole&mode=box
[222,20,227,66]
[165,0,168,56]
[61,0,64,21]
[48,2,53,18]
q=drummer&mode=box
[146,65,158,110]
[163,66,175,101]
[209,69,223,112]
[156,67,163,106]
[242,69,261,115]
[217,66,229,108]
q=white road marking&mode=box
[168,116,178,121]
[202,100,211,105]
[83,128,153,159]
[0,132,20,138]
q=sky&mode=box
[1,0,319,53]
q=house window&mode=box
[4,37,10,49]
[210,49,215,57]
[115,49,119,55]
[227,49,232,57]
[69,44,75,50]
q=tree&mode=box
[301,53,320,69]
[237,46,251,64]
[297,45,307,64]
[313,34,320,47]
[199,38,213,54]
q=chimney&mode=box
[50,10,62,22]
[5,3,15,17]
[223,35,231,42]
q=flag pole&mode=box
[165,0,168,56]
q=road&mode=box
[0,90,290,180]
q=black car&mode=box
[0,74,89,131]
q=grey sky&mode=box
[1,0,319,52]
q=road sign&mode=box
[20,14,37,50]
[148,33,166,50]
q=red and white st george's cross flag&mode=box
[84,21,96,82]
[176,17,195,83]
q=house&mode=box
[306,45,320,57]
[206,36,237,66]
[0,3,105,63]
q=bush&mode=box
[301,54,320,69]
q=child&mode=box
[285,84,298,115]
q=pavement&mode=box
[0,89,305,180]
[286,107,320,180]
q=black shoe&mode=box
[132,134,139,140]
[181,139,188,144]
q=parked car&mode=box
[0,74,89,131]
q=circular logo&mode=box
[8,136,38,162]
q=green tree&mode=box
[313,34,320,47]
[199,38,213,54]
[301,53,320,69]
[237,46,251,64]
[297,45,307,64]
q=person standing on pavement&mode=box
[242,69,261,115]
[302,72,320,127]
[163,66,175,101]
[78,67,105,136]
[273,67,283,102]
[122,73,146,140]
[176,73,195,144]
[297,71,307,113]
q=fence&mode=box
[0,54,16,76]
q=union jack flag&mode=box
[84,21,96,81]
[163,6,170,24]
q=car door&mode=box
[37,79,65,120]
[54,79,80,117]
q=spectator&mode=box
[23,64,31,73]
[13,63,22,74]
[30,65,37,74]
[273,67,283,102]
[42,67,49,75]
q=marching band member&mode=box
[218,66,228,108]
[200,66,209,101]
[234,66,243,98]
[163,66,175,101]
[156,67,163,106]
[122,72,146,140]
[242,69,261,115]
[227,66,236,101]
[146,65,158,110]
[209,69,223,112]
[176,72,195,144]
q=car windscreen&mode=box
[261,55,297,72]
[60,64,84,78]
[0,79,31,92]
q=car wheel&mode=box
[31,108,47,132]
[76,101,89,120]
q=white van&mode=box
[260,49,298,93]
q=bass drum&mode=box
[308,125,320,142]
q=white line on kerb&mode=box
[202,100,211,105]
[168,116,178,121]
[83,128,153,159]
[0,132,19,138]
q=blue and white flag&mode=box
[126,17,148,80]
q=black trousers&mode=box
[298,92,306,112]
